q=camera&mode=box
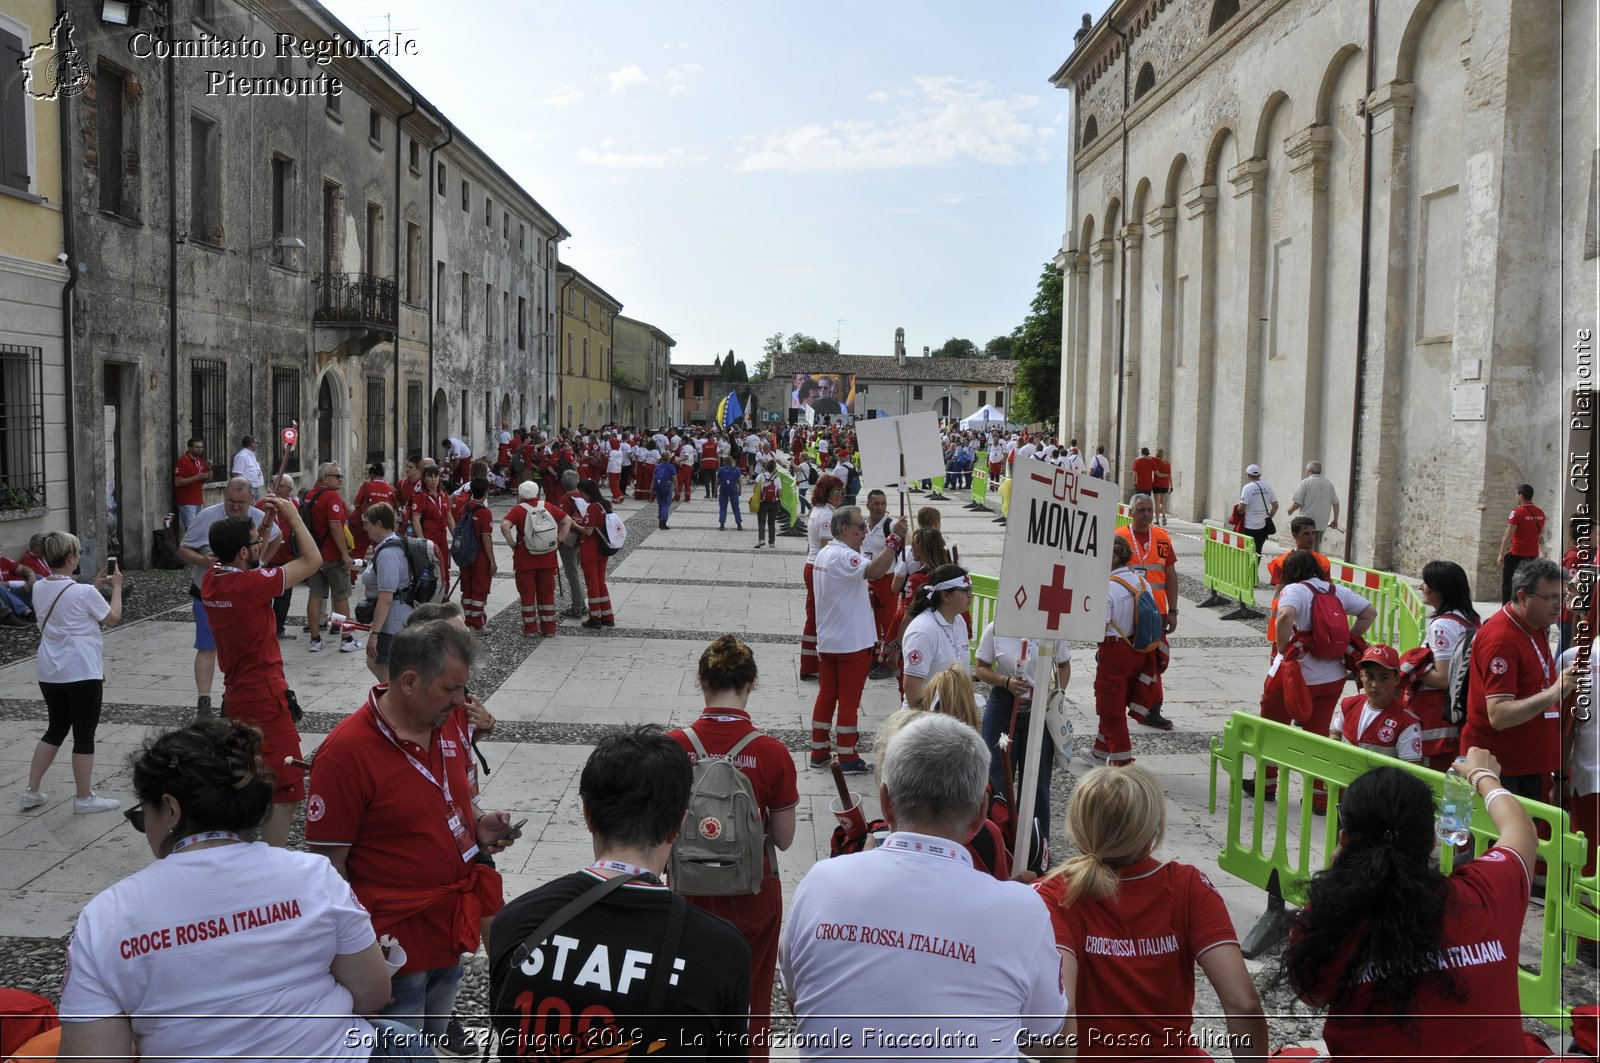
[106,557,118,576]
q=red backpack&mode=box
[1308,583,1351,659]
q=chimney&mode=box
[894,327,906,367]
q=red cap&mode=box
[1359,644,1401,672]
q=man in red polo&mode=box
[1463,557,1578,798]
[1497,483,1546,603]
[200,495,322,845]
[1131,447,1158,501]
[172,436,211,530]
[307,620,518,1044]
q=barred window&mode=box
[366,377,385,466]
[272,366,301,474]
[406,380,423,457]
[0,345,46,511]
[191,359,227,476]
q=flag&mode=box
[718,391,743,426]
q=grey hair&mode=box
[40,531,82,568]
[1305,461,1322,475]
[387,619,477,687]
[830,506,862,537]
[318,462,341,480]
[224,475,253,497]
[273,473,295,494]
[1512,557,1564,599]
[561,469,580,489]
[1129,492,1153,509]
[881,713,989,834]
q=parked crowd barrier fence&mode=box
[1200,523,1265,620]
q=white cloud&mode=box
[576,138,704,169]
[865,90,890,103]
[884,206,920,214]
[935,191,991,205]
[542,85,583,106]
[605,65,650,94]
[664,62,703,80]
[740,76,1051,172]
[668,85,688,97]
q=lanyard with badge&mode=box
[369,701,480,862]
[881,834,969,864]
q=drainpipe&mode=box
[425,117,453,446]
[166,29,178,524]
[1346,0,1377,561]
[57,0,78,534]
[393,95,416,469]
[1110,23,1130,481]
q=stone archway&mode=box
[313,364,352,476]
[431,388,449,452]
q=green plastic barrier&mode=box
[1116,503,1131,530]
[1391,574,1429,654]
[1208,712,1598,1030]
[968,573,998,667]
[776,468,799,527]
[972,451,989,508]
[1200,522,1263,619]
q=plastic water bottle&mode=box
[1436,763,1473,847]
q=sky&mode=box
[321,0,1098,367]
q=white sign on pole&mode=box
[995,464,1117,642]
[853,411,944,485]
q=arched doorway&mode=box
[313,365,351,476]
[499,393,512,432]
[939,395,963,420]
[431,388,449,451]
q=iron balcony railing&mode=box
[313,272,398,331]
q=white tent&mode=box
[960,404,1014,430]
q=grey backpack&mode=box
[669,729,771,897]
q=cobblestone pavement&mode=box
[0,488,1588,1055]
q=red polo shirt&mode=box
[1131,455,1158,492]
[667,707,799,877]
[1462,605,1560,775]
[306,487,349,563]
[1507,503,1546,557]
[305,691,501,973]
[200,565,288,698]
[173,453,210,506]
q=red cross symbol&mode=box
[1038,563,1074,632]
[281,427,298,448]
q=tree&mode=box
[984,334,1017,360]
[785,332,837,355]
[713,353,723,370]
[931,337,980,359]
[732,359,749,383]
[1009,259,1064,425]
[721,352,738,382]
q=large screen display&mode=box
[788,373,856,418]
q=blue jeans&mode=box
[719,488,744,527]
[981,693,1054,862]
[367,1018,438,1060]
[656,486,672,523]
[384,962,464,1038]
[0,585,28,617]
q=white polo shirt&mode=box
[1278,578,1371,685]
[975,625,1071,688]
[901,609,971,709]
[806,504,835,564]
[781,831,1066,1060]
[813,539,877,655]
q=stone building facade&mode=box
[556,265,620,430]
[31,0,566,568]
[612,315,675,429]
[1052,0,1596,585]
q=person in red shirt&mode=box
[1130,447,1158,500]
[1330,645,1423,762]
[499,480,573,636]
[699,433,719,499]
[200,495,322,846]
[18,534,52,579]
[302,463,360,654]
[666,635,798,1060]
[172,437,211,530]
[409,463,455,600]
[569,480,617,627]
[1283,750,1538,1059]
[1034,764,1267,1056]
[1265,518,1329,652]
[394,454,423,516]
[1463,557,1579,798]
[674,440,696,503]
[1497,483,1546,603]
[305,621,519,1043]
[455,476,497,630]
[350,462,395,562]
[1152,448,1173,526]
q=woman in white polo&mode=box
[899,565,973,711]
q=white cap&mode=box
[1246,464,1261,477]
[518,480,541,500]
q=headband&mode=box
[926,575,971,594]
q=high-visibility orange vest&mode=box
[1116,525,1176,614]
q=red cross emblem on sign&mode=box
[1037,563,1075,632]
[281,427,298,448]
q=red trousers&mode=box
[514,566,557,635]
[634,463,655,500]
[1256,677,1346,798]
[675,463,693,501]
[581,554,613,622]
[812,648,872,759]
[800,563,819,678]
[607,472,622,502]
[868,575,896,649]
[458,561,493,629]
[1092,638,1141,763]
[685,874,782,1061]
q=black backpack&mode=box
[1443,623,1480,727]
[375,537,442,606]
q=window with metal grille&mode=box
[0,345,46,511]
[366,377,385,466]
[518,297,526,349]
[272,366,301,474]
[913,385,924,401]
[190,359,227,474]
[406,381,423,457]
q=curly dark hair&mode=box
[1278,766,1460,1019]
[131,719,274,853]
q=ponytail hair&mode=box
[1044,764,1165,908]
[908,564,968,621]
[912,527,949,572]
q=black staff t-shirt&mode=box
[489,871,752,1061]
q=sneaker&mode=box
[582,618,602,629]
[808,754,831,771]
[195,694,214,719]
[753,542,764,549]
[1135,707,1174,731]
[836,757,874,775]
[340,637,364,653]
[868,664,894,680]
[1074,747,1107,771]
[559,607,584,619]
[73,793,121,815]
[436,1016,476,1059]
[276,629,298,640]
[308,637,325,653]
[19,789,46,810]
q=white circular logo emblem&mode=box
[1489,657,1509,676]
[305,794,325,822]
[906,649,923,666]
[699,816,722,841]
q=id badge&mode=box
[447,812,480,863]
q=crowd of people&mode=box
[0,414,1591,1062]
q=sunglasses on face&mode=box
[123,805,146,833]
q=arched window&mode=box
[1208,0,1239,35]
[1134,62,1156,101]
[1082,116,1099,145]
